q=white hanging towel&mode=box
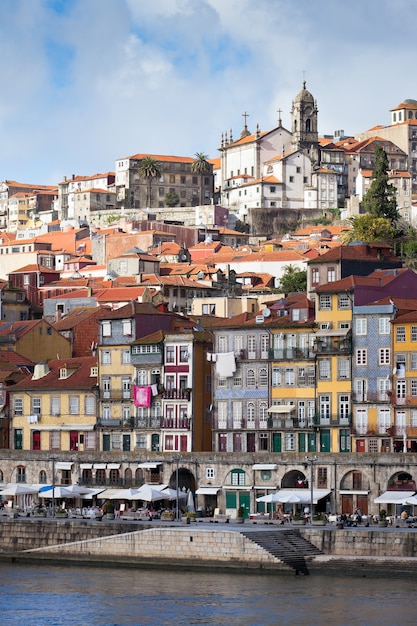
[215,352,236,378]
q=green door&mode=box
[123,434,131,451]
[320,429,331,453]
[239,492,251,518]
[102,434,110,451]
[298,432,306,453]
[308,433,316,452]
[272,433,282,452]
[225,490,237,509]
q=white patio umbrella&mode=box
[134,484,167,502]
[38,486,74,499]
[160,487,187,501]
[187,490,195,514]
[256,493,282,503]
[109,487,143,500]
[0,484,39,497]
[278,494,302,504]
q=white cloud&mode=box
[0,0,416,184]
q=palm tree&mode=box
[191,152,211,206]
[138,156,162,208]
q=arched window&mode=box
[39,470,47,484]
[16,465,26,483]
[109,469,120,486]
[246,369,255,386]
[259,368,268,386]
[0,469,3,483]
[135,468,144,485]
[247,402,255,426]
[231,469,246,486]
[306,119,311,132]
[124,468,132,486]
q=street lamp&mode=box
[50,457,57,516]
[174,455,182,520]
[305,455,317,523]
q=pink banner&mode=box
[134,386,151,407]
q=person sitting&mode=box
[400,509,408,520]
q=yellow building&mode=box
[10,357,98,454]
[391,310,417,453]
[313,282,353,452]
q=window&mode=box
[246,369,256,386]
[233,369,242,387]
[246,402,255,426]
[411,326,417,342]
[272,367,282,386]
[16,466,26,483]
[284,368,295,386]
[338,294,351,309]
[102,321,111,337]
[411,380,417,397]
[312,268,319,284]
[259,368,268,386]
[319,359,331,380]
[179,346,188,362]
[356,349,367,366]
[356,318,367,335]
[50,431,61,450]
[69,396,79,415]
[319,295,331,310]
[166,346,175,363]
[102,350,111,364]
[379,318,390,335]
[396,379,406,399]
[285,433,295,451]
[318,467,327,488]
[14,397,23,415]
[378,407,391,434]
[85,396,95,415]
[206,467,215,480]
[50,397,60,416]
[289,176,294,183]
[122,319,132,336]
[396,326,406,342]
[319,395,331,421]
[202,303,216,315]
[355,407,368,435]
[32,398,41,415]
[338,359,350,380]
[327,267,336,282]
[122,349,131,364]
[339,395,350,420]
[231,469,246,486]
[259,432,269,451]
[379,348,390,365]
[411,353,417,370]
[218,336,227,353]
[378,378,391,400]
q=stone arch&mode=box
[135,468,144,485]
[387,471,416,491]
[124,468,133,486]
[339,469,370,515]
[281,469,308,489]
[169,467,195,492]
[224,467,248,487]
[39,470,47,484]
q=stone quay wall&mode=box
[302,528,417,558]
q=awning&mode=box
[195,487,221,495]
[253,464,277,470]
[80,463,93,470]
[340,490,369,496]
[93,463,107,470]
[29,425,95,431]
[267,405,295,414]
[107,463,120,470]
[138,462,162,469]
[315,328,350,337]
[276,489,331,504]
[96,488,122,500]
[55,462,73,470]
[374,490,415,504]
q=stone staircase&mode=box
[242,529,323,575]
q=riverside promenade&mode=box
[2,517,417,577]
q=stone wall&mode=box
[302,528,417,558]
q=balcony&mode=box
[314,338,351,354]
[162,389,191,400]
[390,395,417,407]
[268,348,315,361]
[268,417,314,429]
[352,391,391,403]
[160,417,191,429]
[100,390,132,401]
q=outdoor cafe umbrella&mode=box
[109,487,143,500]
[256,493,283,503]
[0,484,38,497]
[187,490,195,514]
[38,486,74,499]
[134,484,167,502]
[160,487,187,501]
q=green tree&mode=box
[138,156,162,208]
[191,152,211,205]
[278,264,307,294]
[362,145,398,223]
[342,214,396,243]
[165,190,180,207]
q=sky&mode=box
[0,0,415,186]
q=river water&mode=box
[0,562,414,625]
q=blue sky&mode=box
[0,0,415,185]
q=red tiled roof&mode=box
[12,356,98,391]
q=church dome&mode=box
[294,81,314,103]
[403,99,417,105]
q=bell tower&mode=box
[291,81,319,163]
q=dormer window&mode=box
[90,367,98,377]
[59,367,67,379]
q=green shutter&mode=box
[320,429,331,452]
[103,434,110,451]
[225,490,237,509]
[298,432,306,453]
[272,433,282,452]
[308,433,316,452]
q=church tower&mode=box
[291,81,319,163]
